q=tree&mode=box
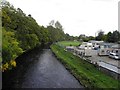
[96,30,104,41]
[106,30,120,43]
[111,30,120,43]
[55,21,63,30]
[106,32,112,42]
[2,1,68,71]
[25,34,39,49]
[49,20,55,26]
[2,28,23,64]
[88,36,95,40]
[47,21,65,42]
[17,8,26,16]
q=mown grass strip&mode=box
[57,41,81,46]
[50,44,120,88]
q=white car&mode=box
[109,52,120,60]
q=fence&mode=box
[72,51,120,80]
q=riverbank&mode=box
[2,44,51,88]
[50,43,120,88]
[3,49,83,88]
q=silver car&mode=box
[109,52,120,60]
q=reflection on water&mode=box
[3,48,83,88]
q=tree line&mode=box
[1,1,69,71]
[95,30,120,43]
[76,30,120,43]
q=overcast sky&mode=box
[7,0,119,36]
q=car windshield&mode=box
[110,53,116,56]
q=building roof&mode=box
[98,61,120,74]
[99,43,113,46]
[99,43,120,49]
[111,44,120,49]
[89,40,104,43]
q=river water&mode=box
[3,49,83,88]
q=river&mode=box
[3,48,83,88]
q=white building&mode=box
[78,42,93,50]
[97,43,120,57]
[78,40,104,50]
[97,43,113,56]
[77,42,93,56]
[89,40,104,49]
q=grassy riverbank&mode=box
[50,43,120,88]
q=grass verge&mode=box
[50,43,120,88]
[58,41,81,46]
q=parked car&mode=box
[109,52,120,60]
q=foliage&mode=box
[95,30,120,43]
[2,27,23,71]
[1,1,68,71]
[51,43,120,88]
[78,34,95,42]
[106,30,120,43]
[46,22,65,42]
[78,30,120,43]
[2,28,23,64]
[65,33,75,41]
[95,30,104,41]
[55,21,63,30]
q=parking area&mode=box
[67,47,120,75]
[87,50,120,68]
[66,47,120,68]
